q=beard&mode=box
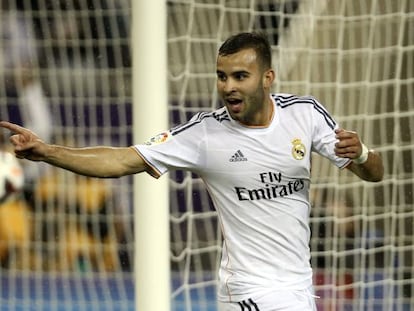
[230,87,268,126]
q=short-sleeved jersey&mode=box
[134,94,351,302]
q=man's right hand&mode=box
[0,121,48,161]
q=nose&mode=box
[222,78,236,94]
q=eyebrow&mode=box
[216,70,250,76]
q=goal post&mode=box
[132,1,170,311]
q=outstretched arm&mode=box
[334,128,384,182]
[0,121,147,178]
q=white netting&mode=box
[0,0,413,311]
[167,1,414,310]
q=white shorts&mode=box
[218,287,318,311]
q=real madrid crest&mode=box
[291,138,306,160]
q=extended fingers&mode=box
[1,121,36,142]
[0,121,22,133]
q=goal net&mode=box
[0,0,413,311]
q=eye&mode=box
[217,72,226,82]
[235,72,248,81]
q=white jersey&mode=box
[134,94,351,302]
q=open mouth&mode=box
[227,98,242,105]
[226,98,243,111]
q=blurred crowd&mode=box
[0,0,132,273]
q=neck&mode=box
[240,97,274,127]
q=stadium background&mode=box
[0,0,413,310]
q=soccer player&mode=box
[0,32,383,310]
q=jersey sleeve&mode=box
[133,114,205,178]
[310,99,352,169]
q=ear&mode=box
[263,69,275,89]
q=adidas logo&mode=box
[229,150,248,162]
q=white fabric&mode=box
[217,286,318,311]
[134,94,351,303]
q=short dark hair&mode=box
[218,32,272,69]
